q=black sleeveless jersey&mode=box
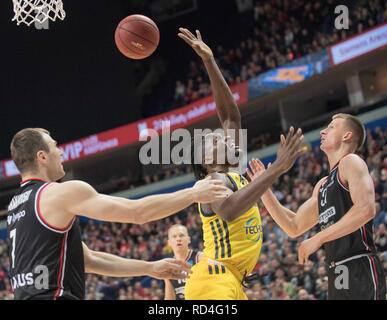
[6,179,85,300]
[318,158,376,264]
[169,249,201,300]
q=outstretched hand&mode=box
[178,27,214,61]
[148,258,192,280]
[246,158,271,181]
[272,127,304,175]
[192,176,230,203]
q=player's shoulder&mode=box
[45,180,96,200]
[340,153,365,165]
[192,249,204,264]
[316,176,328,187]
[339,153,368,172]
[192,248,202,257]
[313,176,328,195]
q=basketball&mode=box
[114,14,160,60]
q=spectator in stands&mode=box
[375,223,387,253]
[100,278,120,300]
[271,279,289,300]
[165,0,387,113]
[314,276,329,300]
[174,81,186,107]
[302,261,316,294]
[143,175,151,184]
[288,264,304,288]
[297,288,312,300]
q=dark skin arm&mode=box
[178,28,241,136]
[179,28,304,222]
[202,128,305,222]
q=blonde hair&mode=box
[168,224,188,238]
[332,113,365,150]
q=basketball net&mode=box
[12,0,66,26]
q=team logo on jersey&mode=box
[7,210,26,225]
[319,206,336,224]
[244,217,262,242]
[8,190,32,211]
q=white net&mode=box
[12,0,66,26]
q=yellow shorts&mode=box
[184,258,247,300]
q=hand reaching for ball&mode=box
[178,27,214,62]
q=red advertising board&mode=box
[1,82,248,178]
[136,82,248,136]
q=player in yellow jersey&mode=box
[178,27,305,300]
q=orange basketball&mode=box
[114,14,160,60]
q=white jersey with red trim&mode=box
[6,179,85,300]
[318,156,376,264]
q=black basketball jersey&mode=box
[169,249,201,300]
[318,157,376,264]
[6,179,85,300]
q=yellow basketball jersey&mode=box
[198,171,263,281]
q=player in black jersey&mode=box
[163,224,203,300]
[247,114,386,300]
[7,128,229,300]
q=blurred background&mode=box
[0,0,386,300]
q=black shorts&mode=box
[327,254,386,300]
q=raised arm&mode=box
[82,243,191,280]
[261,181,321,238]
[178,28,241,132]
[246,158,321,238]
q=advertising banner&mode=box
[1,82,248,178]
[248,49,331,100]
[329,22,387,66]
[136,82,248,137]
